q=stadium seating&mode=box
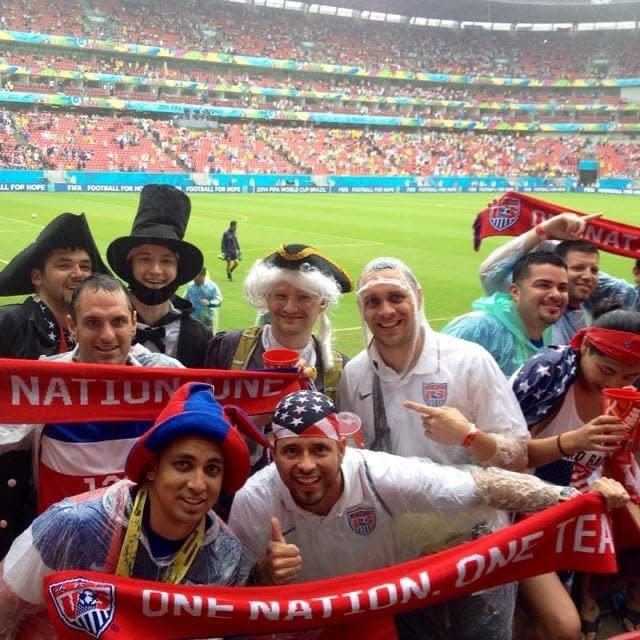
[1,0,640,177]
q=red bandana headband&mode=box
[571,327,640,365]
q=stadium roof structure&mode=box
[312,0,640,22]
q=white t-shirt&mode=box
[229,448,492,582]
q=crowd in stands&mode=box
[2,47,626,110]
[3,109,640,178]
[1,0,639,132]
[2,0,640,79]
[0,0,638,177]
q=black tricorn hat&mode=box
[106,184,203,286]
[262,244,353,293]
[0,212,110,296]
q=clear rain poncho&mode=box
[0,479,247,639]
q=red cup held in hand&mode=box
[602,387,640,452]
[262,348,299,369]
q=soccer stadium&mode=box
[1,1,640,639]
[0,0,640,347]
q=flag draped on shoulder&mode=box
[473,191,640,258]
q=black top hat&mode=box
[262,244,353,293]
[107,184,203,286]
[0,212,110,296]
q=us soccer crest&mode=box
[422,382,447,407]
[49,578,115,639]
[488,197,521,231]
[347,507,376,536]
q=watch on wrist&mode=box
[558,486,577,502]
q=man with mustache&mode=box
[479,211,639,344]
[443,251,570,376]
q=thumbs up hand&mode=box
[256,517,302,585]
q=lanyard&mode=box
[116,485,205,584]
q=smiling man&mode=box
[229,390,627,640]
[0,212,109,360]
[0,212,110,559]
[35,274,184,514]
[205,244,352,474]
[0,382,267,639]
[107,184,211,368]
[479,211,640,343]
[206,243,353,402]
[442,251,569,376]
[337,256,531,640]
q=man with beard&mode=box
[107,185,211,368]
[443,251,569,376]
[0,212,109,359]
[229,390,628,640]
[479,211,640,343]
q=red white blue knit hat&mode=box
[126,382,269,493]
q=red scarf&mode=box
[0,358,305,420]
[473,191,640,258]
[44,494,615,640]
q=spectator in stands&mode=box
[0,212,109,559]
[633,259,640,288]
[206,244,352,402]
[337,257,529,640]
[106,184,212,368]
[183,266,223,334]
[34,274,183,513]
[0,212,109,359]
[229,389,628,640]
[442,252,569,376]
[511,309,640,639]
[479,212,639,344]
[221,220,241,282]
[0,381,268,639]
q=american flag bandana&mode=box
[272,390,341,440]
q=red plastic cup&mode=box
[602,387,640,452]
[262,348,299,368]
[337,411,364,448]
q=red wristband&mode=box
[535,223,548,239]
[462,423,479,448]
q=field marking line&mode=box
[0,258,8,264]
[0,215,44,229]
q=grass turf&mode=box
[0,191,638,358]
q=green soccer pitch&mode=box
[0,191,638,357]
